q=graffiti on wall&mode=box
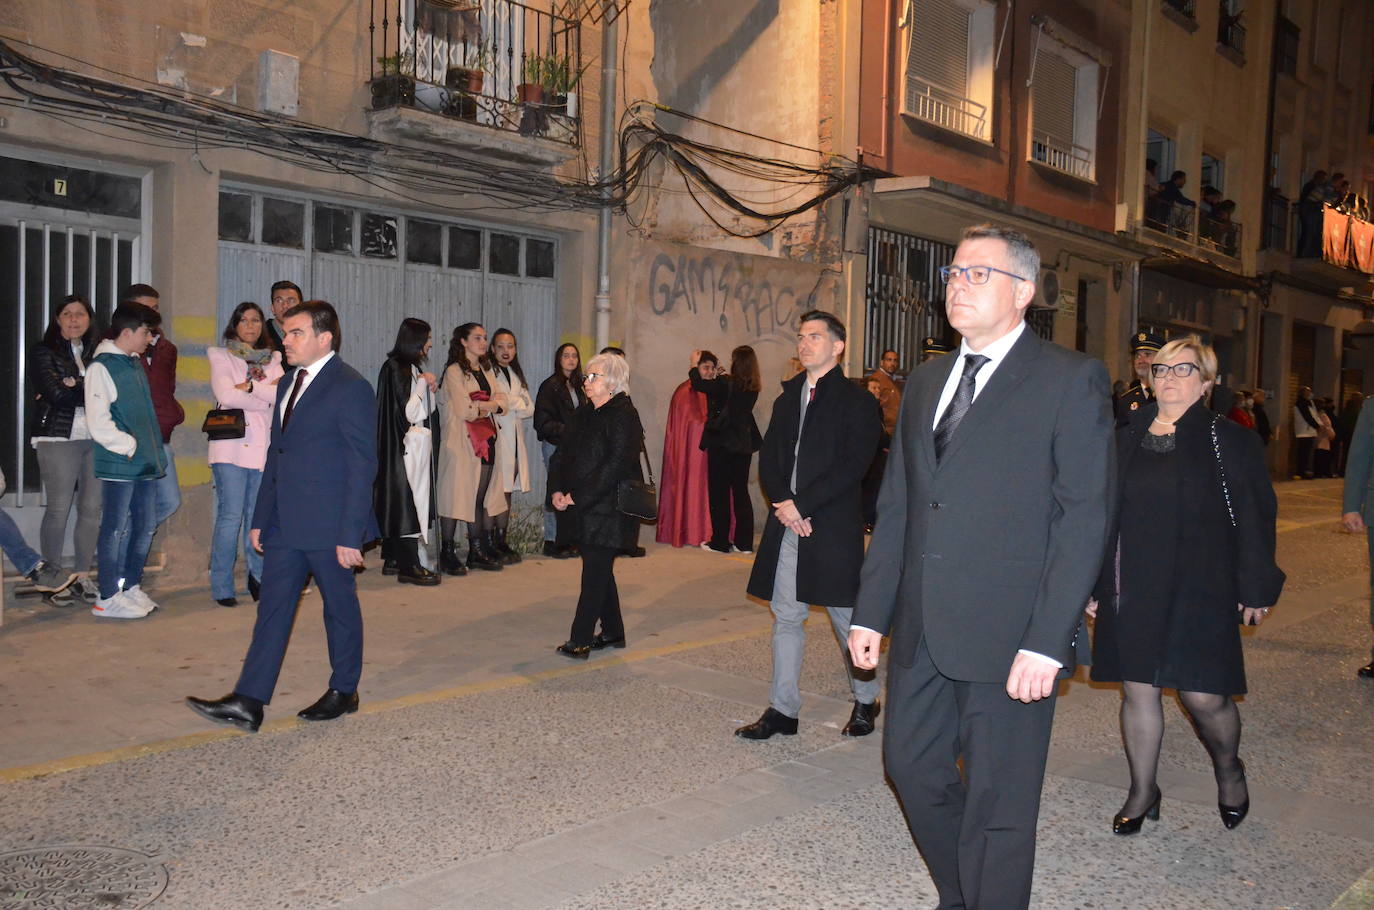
[646,248,816,339]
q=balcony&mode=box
[1030,132,1093,181]
[1164,0,1196,17]
[367,0,583,159]
[902,77,989,142]
[1143,198,1242,259]
[1217,2,1246,60]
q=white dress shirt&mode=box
[279,350,336,423]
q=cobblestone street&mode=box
[1,480,1371,909]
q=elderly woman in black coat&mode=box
[549,352,644,659]
[1089,335,1285,836]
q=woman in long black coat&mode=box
[373,318,443,585]
[533,343,583,558]
[1089,336,1284,836]
[689,345,763,554]
[549,352,643,659]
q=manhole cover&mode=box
[0,845,167,908]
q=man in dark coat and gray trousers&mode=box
[737,310,884,740]
[849,225,1113,910]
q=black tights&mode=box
[439,463,498,543]
[1119,681,1247,816]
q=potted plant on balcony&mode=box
[541,53,588,118]
[517,55,548,105]
[445,45,490,96]
[371,54,416,110]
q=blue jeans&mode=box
[97,479,157,599]
[210,463,264,600]
[0,509,42,577]
[113,442,179,578]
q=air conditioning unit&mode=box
[1037,268,1061,308]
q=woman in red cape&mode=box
[655,351,717,546]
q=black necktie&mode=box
[933,354,990,460]
[282,368,308,430]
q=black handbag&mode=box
[202,407,246,440]
[615,439,658,521]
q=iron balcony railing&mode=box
[1164,0,1197,18]
[1144,198,1242,258]
[903,76,988,141]
[1217,3,1246,54]
[368,0,583,145]
[1030,132,1093,180]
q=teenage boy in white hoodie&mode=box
[85,303,168,619]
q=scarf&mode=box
[226,340,274,365]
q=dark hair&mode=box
[445,322,488,378]
[107,302,161,338]
[881,348,898,359]
[282,299,342,352]
[798,309,846,344]
[553,342,583,390]
[42,294,100,352]
[729,345,761,393]
[120,283,159,301]
[490,328,527,388]
[1145,158,1158,173]
[698,350,719,367]
[388,317,432,367]
[600,345,626,357]
[1169,170,1187,183]
[222,301,271,349]
[270,280,304,303]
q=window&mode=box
[360,212,398,259]
[1275,16,1300,76]
[407,219,443,265]
[313,205,354,254]
[1217,0,1246,54]
[1028,41,1098,181]
[217,191,252,242]
[901,0,996,141]
[1201,153,1225,194]
[0,156,141,219]
[261,197,305,248]
[489,232,520,275]
[448,227,482,270]
[526,238,555,278]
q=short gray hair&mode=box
[962,223,1041,283]
[586,352,630,396]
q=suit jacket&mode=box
[253,355,380,550]
[265,319,286,354]
[1342,395,1374,523]
[142,334,185,443]
[853,329,1113,681]
[746,365,883,607]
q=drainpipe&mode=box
[594,5,619,352]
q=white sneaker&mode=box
[92,591,146,620]
[122,585,159,615]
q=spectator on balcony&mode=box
[1200,186,1223,217]
[1159,171,1196,236]
[1297,170,1330,257]
[1326,173,1348,206]
[1204,200,1239,255]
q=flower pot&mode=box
[370,74,415,110]
[564,91,578,119]
[446,67,485,95]
[517,83,545,105]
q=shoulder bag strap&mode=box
[1210,414,1236,528]
[639,437,655,485]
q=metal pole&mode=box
[593,4,617,352]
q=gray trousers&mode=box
[769,529,879,718]
[35,439,101,572]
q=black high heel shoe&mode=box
[1112,788,1161,836]
[1219,760,1250,830]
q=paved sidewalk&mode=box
[1,480,1371,909]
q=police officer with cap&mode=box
[1114,330,1164,426]
[920,336,954,363]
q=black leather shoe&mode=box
[398,564,441,586]
[439,542,468,576]
[556,641,591,660]
[297,689,359,721]
[735,707,799,740]
[467,536,504,571]
[215,597,238,607]
[1359,662,1374,679]
[591,633,627,650]
[841,700,881,737]
[542,541,560,557]
[185,693,263,733]
[381,558,399,576]
[247,575,261,602]
[623,546,647,558]
[491,529,522,565]
[1112,788,1162,835]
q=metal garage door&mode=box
[215,186,559,513]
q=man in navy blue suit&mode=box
[187,300,378,732]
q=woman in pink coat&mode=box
[206,302,285,606]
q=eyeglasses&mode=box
[938,265,1028,285]
[1150,362,1201,379]
[583,372,602,382]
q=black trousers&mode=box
[706,448,753,550]
[1296,437,1315,477]
[569,544,623,645]
[884,640,1057,910]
